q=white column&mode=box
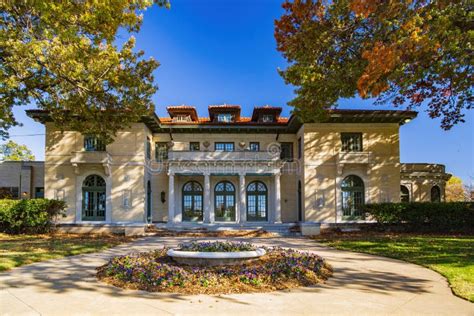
[239,173,246,223]
[204,173,212,223]
[168,172,175,224]
[274,172,282,223]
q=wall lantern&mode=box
[161,191,166,203]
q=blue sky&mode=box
[5,0,473,184]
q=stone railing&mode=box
[70,151,111,164]
[337,152,371,164]
[168,151,280,161]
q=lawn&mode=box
[0,233,132,272]
[315,233,474,302]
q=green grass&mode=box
[0,233,131,271]
[316,233,474,302]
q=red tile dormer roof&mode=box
[166,105,198,122]
[251,106,282,122]
[208,104,241,121]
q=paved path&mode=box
[1,236,472,316]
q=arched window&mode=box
[400,185,410,203]
[431,185,441,202]
[82,175,106,221]
[214,181,235,222]
[182,181,203,221]
[247,181,267,221]
[341,175,364,217]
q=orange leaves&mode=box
[350,0,381,18]
[358,42,399,98]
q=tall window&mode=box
[146,138,151,160]
[82,175,106,221]
[341,175,364,217]
[155,142,168,161]
[215,142,234,151]
[189,142,200,151]
[247,181,267,221]
[182,181,203,221]
[217,113,234,123]
[431,185,441,202]
[341,133,363,152]
[249,142,260,151]
[298,180,302,221]
[84,135,105,152]
[280,142,293,161]
[400,185,410,202]
[146,181,152,222]
[297,137,302,159]
[214,181,235,222]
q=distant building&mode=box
[0,161,44,199]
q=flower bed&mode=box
[177,241,256,252]
[97,246,332,294]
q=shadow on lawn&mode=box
[0,236,433,303]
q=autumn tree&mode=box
[445,176,468,201]
[1,0,169,143]
[275,0,473,128]
[0,140,35,161]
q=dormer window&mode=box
[217,113,234,123]
[261,114,274,123]
[251,106,282,123]
[172,115,192,123]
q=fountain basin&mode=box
[167,248,266,266]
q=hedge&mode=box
[363,202,474,232]
[0,199,67,234]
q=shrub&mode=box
[363,202,474,232]
[0,199,67,234]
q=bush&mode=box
[0,199,67,234]
[363,202,474,232]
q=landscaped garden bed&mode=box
[97,241,332,294]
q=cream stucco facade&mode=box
[24,106,451,230]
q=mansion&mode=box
[24,105,451,234]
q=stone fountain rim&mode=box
[166,248,266,259]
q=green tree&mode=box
[1,0,170,143]
[0,140,35,161]
[445,176,467,202]
[275,0,472,128]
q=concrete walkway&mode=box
[1,236,472,316]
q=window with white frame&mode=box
[261,114,274,123]
[216,113,234,123]
[155,142,168,161]
[172,115,192,123]
[341,133,363,152]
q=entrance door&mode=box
[214,181,236,222]
[246,181,268,221]
[182,181,203,221]
[82,175,106,221]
